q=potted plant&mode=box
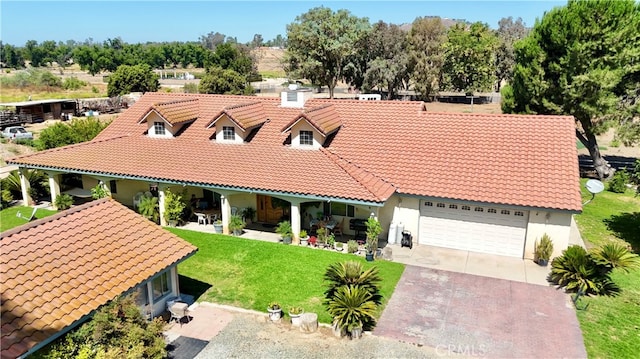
[213,219,223,233]
[267,301,282,321]
[164,188,186,227]
[54,193,73,210]
[534,233,554,266]
[316,228,326,248]
[326,233,336,249]
[308,236,317,247]
[299,229,309,246]
[335,242,344,252]
[365,216,382,261]
[229,214,246,236]
[288,306,304,326]
[241,207,256,224]
[276,220,293,244]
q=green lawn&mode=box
[167,227,405,324]
[0,206,58,232]
[573,179,640,358]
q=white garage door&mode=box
[419,201,528,258]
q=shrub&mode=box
[12,138,35,147]
[347,240,359,253]
[62,76,87,90]
[91,183,109,199]
[163,188,186,223]
[37,117,111,150]
[1,188,13,209]
[229,214,246,234]
[54,193,73,210]
[607,169,630,193]
[138,196,159,222]
[35,294,166,358]
[366,217,382,257]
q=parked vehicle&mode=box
[1,126,33,140]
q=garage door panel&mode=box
[419,202,527,258]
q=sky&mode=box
[1,0,567,46]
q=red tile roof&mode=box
[209,101,267,132]
[143,99,199,126]
[0,199,197,358]
[282,104,342,137]
[7,93,582,210]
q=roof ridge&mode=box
[6,134,130,164]
[1,198,111,239]
[154,98,199,106]
[320,148,396,202]
[225,101,263,110]
[303,103,334,113]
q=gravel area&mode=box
[193,312,450,359]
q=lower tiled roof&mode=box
[0,199,197,358]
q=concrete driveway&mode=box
[374,265,587,358]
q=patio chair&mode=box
[195,213,207,225]
[16,207,37,222]
[332,218,344,239]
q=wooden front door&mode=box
[257,194,284,224]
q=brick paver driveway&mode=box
[374,265,587,358]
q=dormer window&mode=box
[223,126,235,141]
[300,130,313,146]
[153,122,166,136]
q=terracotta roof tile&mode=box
[0,199,197,358]
[209,101,267,131]
[7,93,581,210]
[143,99,199,126]
[282,104,342,136]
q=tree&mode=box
[107,64,159,97]
[250,34,264,48]
[200,31,227,50]
[0,42,25,68]
[199,65,253,95]
[408,17,447,101]
[502,0,640,179]
[494,17,527,91]
[361,21,411,99]
[442,22,499,94]
[286,7,371,98]
[37,116,111,150]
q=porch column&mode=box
[158,185,167,226]
[47,172,61,209]
[220,194,230,235]
[290,199,302,244]
[18,168,32,206]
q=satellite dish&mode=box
[585,179,605,194]
[584,179,605,205]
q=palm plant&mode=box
[138,196,159,223]
[324,261,382,333]
[229,214,246,235]
[549,245,620,296]
[54,193,73,210]
[326,285,378,333]
[591,243,640,272]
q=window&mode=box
[153,122,165,135]
[437,203,445,208]
[462,205,470,211]
[501,209,510,215]
[449,204,458,209]
[223,126,235,140]
[299,130,313,146]
[488,208,497,214]
[328,202,355,217]
[514,211,524,216]
[152,271,171,300]
[475,207,484,212]
[135,284,149,306]
[425,201,433,207]
[109,180,117,194]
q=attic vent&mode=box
[287,91,297,102]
